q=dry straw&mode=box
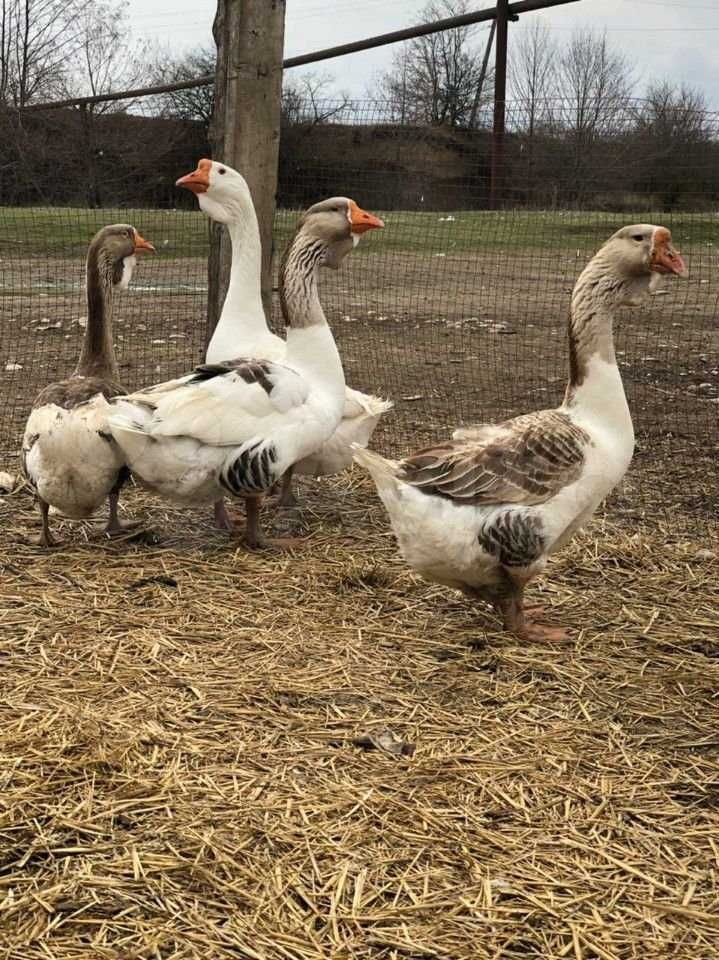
[0,442,717,959]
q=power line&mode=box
[629,0,718,8]
[290,0,419,19]
[553,25,719,31]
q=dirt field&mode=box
[1,242,716,461]
[1,209,717,958]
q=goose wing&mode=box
[116,359,310,446]
[401,411,590,506]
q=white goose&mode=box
[176,158,393,524]
[353,225,687,640]
[107,198,384,549]
[22,224,155,546]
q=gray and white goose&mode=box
[22,224,155,546]
[176,158,393,527]
[107,197,384,549]
[353,225,687,640]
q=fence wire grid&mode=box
[1,97,717,504]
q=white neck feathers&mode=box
[205,192,268,362]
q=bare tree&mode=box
[634,81,710,208]
[375,0,491,127]
[552,28,635,198]
[51,1,155,206]
[509,18,556,137]
[281,71,349,125]
[374,45,413,124]
[638,80,709,142]
[554,28,634,138]
[0,0,91,107]
[64,1,153,108]
[150,45,215,132]
[508,19,558,201]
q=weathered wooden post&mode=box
[208,0,286,343]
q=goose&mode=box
[353,225,687,641]
[175,158,393,526]
[106,197,384,549]
[21,224,155,546]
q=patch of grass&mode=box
[0,207,211,259]
[0,205,713,260]
[370,209,717,255]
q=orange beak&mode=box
[650,227,687,278]
[348,199,384,235]
[176,158,212,195]
[133,229,155,254]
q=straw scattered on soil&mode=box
[0,455,717,959]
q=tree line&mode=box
[0,0,717,210]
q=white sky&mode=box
[126,0,719,106]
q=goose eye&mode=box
[218,167,226,175]
[632,234,644,242]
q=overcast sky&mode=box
[125,0,719,106]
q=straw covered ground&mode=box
[0,440,718,960]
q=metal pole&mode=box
[468,18,496,130]
[282,0,579,69]
[490,0,510,208]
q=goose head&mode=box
[297,197,384,269]
[176,158,252,224]
[596,224,687,304]
[89,224,155,291]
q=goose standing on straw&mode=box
[353,225,687,640]
[175,159,393,527]
[22,224,155,546]
[107,198,384,549]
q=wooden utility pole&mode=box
[208,0,286,340]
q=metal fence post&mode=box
[490,0,510,208]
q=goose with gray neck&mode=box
[107,197,384,549]
[22,224,155,546]
[353,224,687,641]
[176,159,392,528]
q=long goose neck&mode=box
[221,209,266,331]
[279,231,345,398]
[280,230,327,332]
[563,252,646,412]
[74,248,118,381]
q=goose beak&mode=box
[133,230,155,254]
[348,199,384,235]
[176,158,212,195]
[650,228,687,278]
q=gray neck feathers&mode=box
[75,247,119,381]
[565,255,648,397]
[279,232,327,330]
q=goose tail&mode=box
[351,443,401,490]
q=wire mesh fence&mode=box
[1,96,717,489]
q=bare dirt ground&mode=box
[1,244,717,958]
[2,248,716,466]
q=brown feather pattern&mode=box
[400,411,590,507]
[31,377,124,412]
